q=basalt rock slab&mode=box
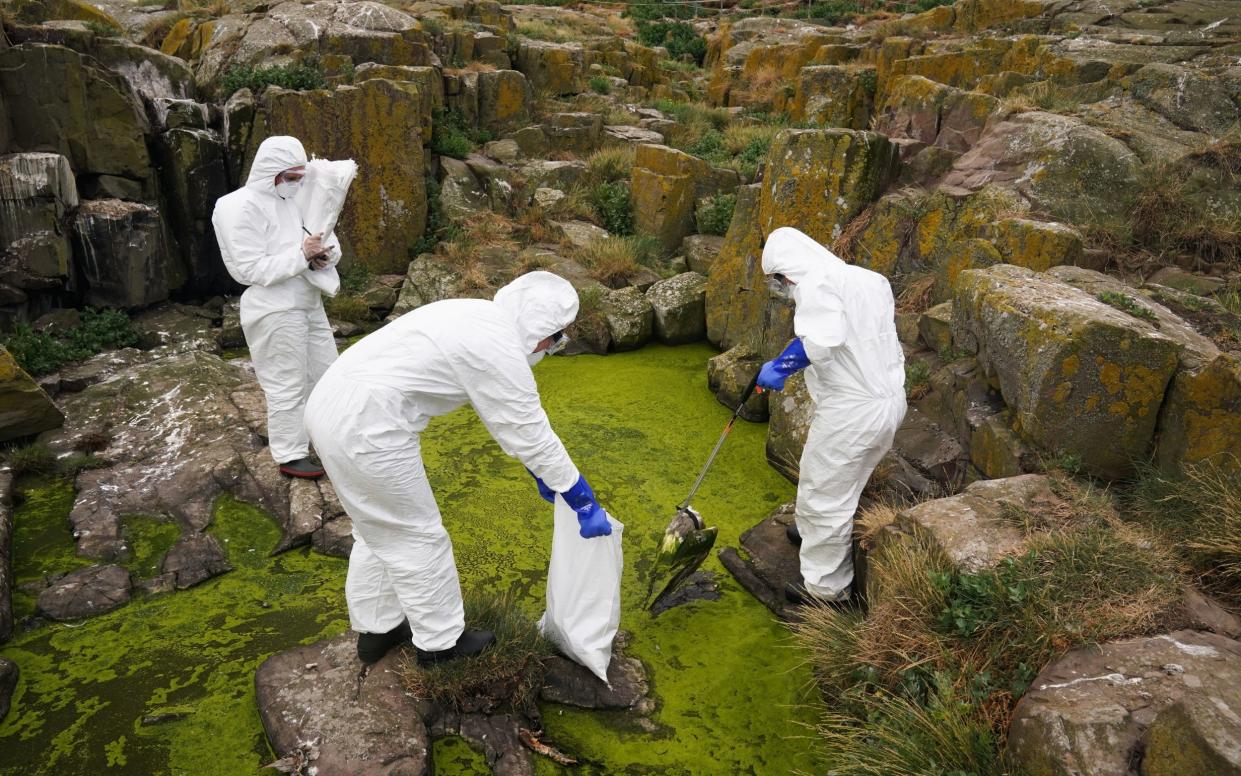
[541,637,651,710]
[36,564,131,621]
[646,272,707,345]
[160,533,230,590]
[718,503,800,621]
[0,346,64,443]
[256,632,431,775]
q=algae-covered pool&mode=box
[0,343,819,774]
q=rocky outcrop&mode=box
[0,347,65,442]
[1008,630,1241,775]
[160,533,231,589]
[630,144,737,254]
[790,65,876,130]
[646,272,707,345]
[601,287,654,352]
[256,633,430,775]
[515,39,584,96]
[36,564,132,621]
[0,153,79,312]
[73,199,175,309]
[706,345,766,421]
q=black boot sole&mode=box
[786,523,802,546]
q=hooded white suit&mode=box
[305,272,582,651]
[762,227,906,600]
[212,136,341,464]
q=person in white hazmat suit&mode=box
[212,136,339,479]
[757,227,907,605]
[304,271,613,665]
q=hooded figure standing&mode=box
[212,136,340,479]
[305,271,612,665]
[758,227,906,605]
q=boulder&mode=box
[541,640,650,710]
[0,471,12,643]
[890,407,969,488]
[918,302,954,354]
[646,272,707,345]
[758,129,900,250]
[942,111,1141,226]
[765,371,813,482]
[245,80,427,275]
[154,127,231,294]
[874,75,998,152]
[704,183,767,351]
[0,657,15,723]
[515,39,584,95]
[540,112,603,156]
[439,157,489,220]
[600,286,654,351]
[0,346,65,442]
[790,65,876,130]
[218,300,245,349]
[717,503,801,621]
[90,38,195,106]
[353,64,442,141]
[706,345,767,421]
[256,633,430,775]
[682,234,723,275]
[1128,63,1239,137]
[312,514,354,558]
[602,125,663,147]
[0,43,151,186]
[391,255,480,317]
[477,69,531,134]
[36,564,132,621]
[160,533,231,589]
[631,144,735,254]
[0,152,79,302]
[73,199,176,308]
[952,264,1181,479]
[1008,630,1241,776]
[982,217,1084,272]
[552,220,608,251]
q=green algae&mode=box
[9,477,91,621]
[0,343,818,774]
[434,736,492,773]
[119,515,181,579]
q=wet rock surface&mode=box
[718,504,801,621]
[160,533,230,589]
[0,657,15,723]
[541,638,651,711]
[36,564,131,621]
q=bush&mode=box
[590,181,634,236]
[217,60,327,99]
[587,75,611,95]
[4,308,138,376]
[431,108,492,160]
[325,295,372,323]
[636,21,706,66]
[625,0,694,22]
[696,193,735,236]
[904,359,931,399]
[585,147,635,186]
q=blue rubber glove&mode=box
[560,475,612,538]
[756,337,810,391]
[527,469,555,504]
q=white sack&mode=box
[296,158,357,297]
[539,495,623,683]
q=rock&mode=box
[942,111,1141,226]
[952,264,1180,479]
[1146,267,1225,297]
[452,714,531,776]
[160,533,231,589]
[541,646,649,709]
[518,159,588,193]
[918,302,954,354]
[391,255,482,317]
[0,152,79,303]
[219,300,245,348]
[707,345,767,421]
[717,503,801,621]
[592,286,649,352]
[0,471,12,643]
[245,80,427,275]
[758,129,900,250]
[0,43,151,185]
[969,409,1036,479]
[1008,630,1241,776]
[552,220,608,250]
[874,75,998,153]
[0,656,15,723]
[312,516,354,558]
[439,156,489,220]
[515,39,584,95]
[483,138,521,163]
[631,144,735,254]
[31,308,81,335]
[1128,63,1239,137]
[40,352,299,559]
[0,346,65,442]
[36,564,131,621]
[153,126,231,294]
[477,69,531,134]
[256,633,430,775]
[90,37,195,106]
[73,199,175,309]
[541,112,603,156]
[649,570,721,616]
[704,184,768,351]
[890,407,969,488]
[682,234,723,275]
[981,217,1084,272]
[765,372,813,482]
[790,65,876,130]
[602,124,663,147]
[646,272,707,345]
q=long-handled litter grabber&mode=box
[644,371,762,611]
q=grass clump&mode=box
[587,75,611,95]
[904,360,931,400]
[4,442,107,478]
[589,181,634,236]
[1095,290,1156,321]
[696,193,735,237]
[325,295,372,324]
[794,480,1182,772]
[84,19,123,36]
[3,308,139,376]
[217,59,326,99]
[579,235,661,286]
[636,21,706,66]
[585,146,635,187]
[398,590,553,715]
[431,108,492,160]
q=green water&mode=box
[0,343,819,774]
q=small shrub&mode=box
[686,130,729,165]
[636,21,706,66]
[337,262,373,295]
[217,60,327,99]
[431,108,492,160]
[1095,290,1156,321]
[696,193,735,237]
[590,181,634,236]
[904,360,931,400]
[325,295,372,324]
[585,147,635,186]
[587,75,611,95]
[3,308,138,376]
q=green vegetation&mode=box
[1095,290,1157,321]
[696,192,736,236]
[794,480,1182,773]
[3,308,139,376]
[84,19,123,36]
[590,180,634,235]
[324,295,372,324]
[412,176,458,257]
[431,108,492,160]
[588,75,612,95]
[585,146,636,187]
[578,235,662,286]
[217,59,326,99]
[3,442,106,479]
[904,359,931,399]
[636,21,706,66]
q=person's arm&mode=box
[213,204,310,287]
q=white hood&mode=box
[246,136,308,197]
[762,227,848,350]
[761,226,846,284]
[493,271,580,353]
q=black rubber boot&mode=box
[357,621,412,664]
[785,582,854,611]
[279,457,325,479]
[416,629,496,666]
[785,522,802,546]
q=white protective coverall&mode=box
[212,136,341,464]
[762,227,907,600]
[304,271,582,651]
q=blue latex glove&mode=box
[527,468,555,504]
[756,337,810,391]
[560,475,612,538]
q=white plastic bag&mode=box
[294,158,357,297]
[539,495,623,683]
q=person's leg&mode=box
[794,400,900,601]
[345,533,406,634]
[243,310,312,464]
[304,305,338,392]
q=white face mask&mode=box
[275,179,303,199]
[545,333,569,356]
[766,275,794,300]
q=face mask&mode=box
[275,179,303,199]
[766,275,793,300]
[545,332,570,356]
[526,351,546,367]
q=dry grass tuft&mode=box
[895,273,935,314]
[578,235,660,287]
[832,205,874,262]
